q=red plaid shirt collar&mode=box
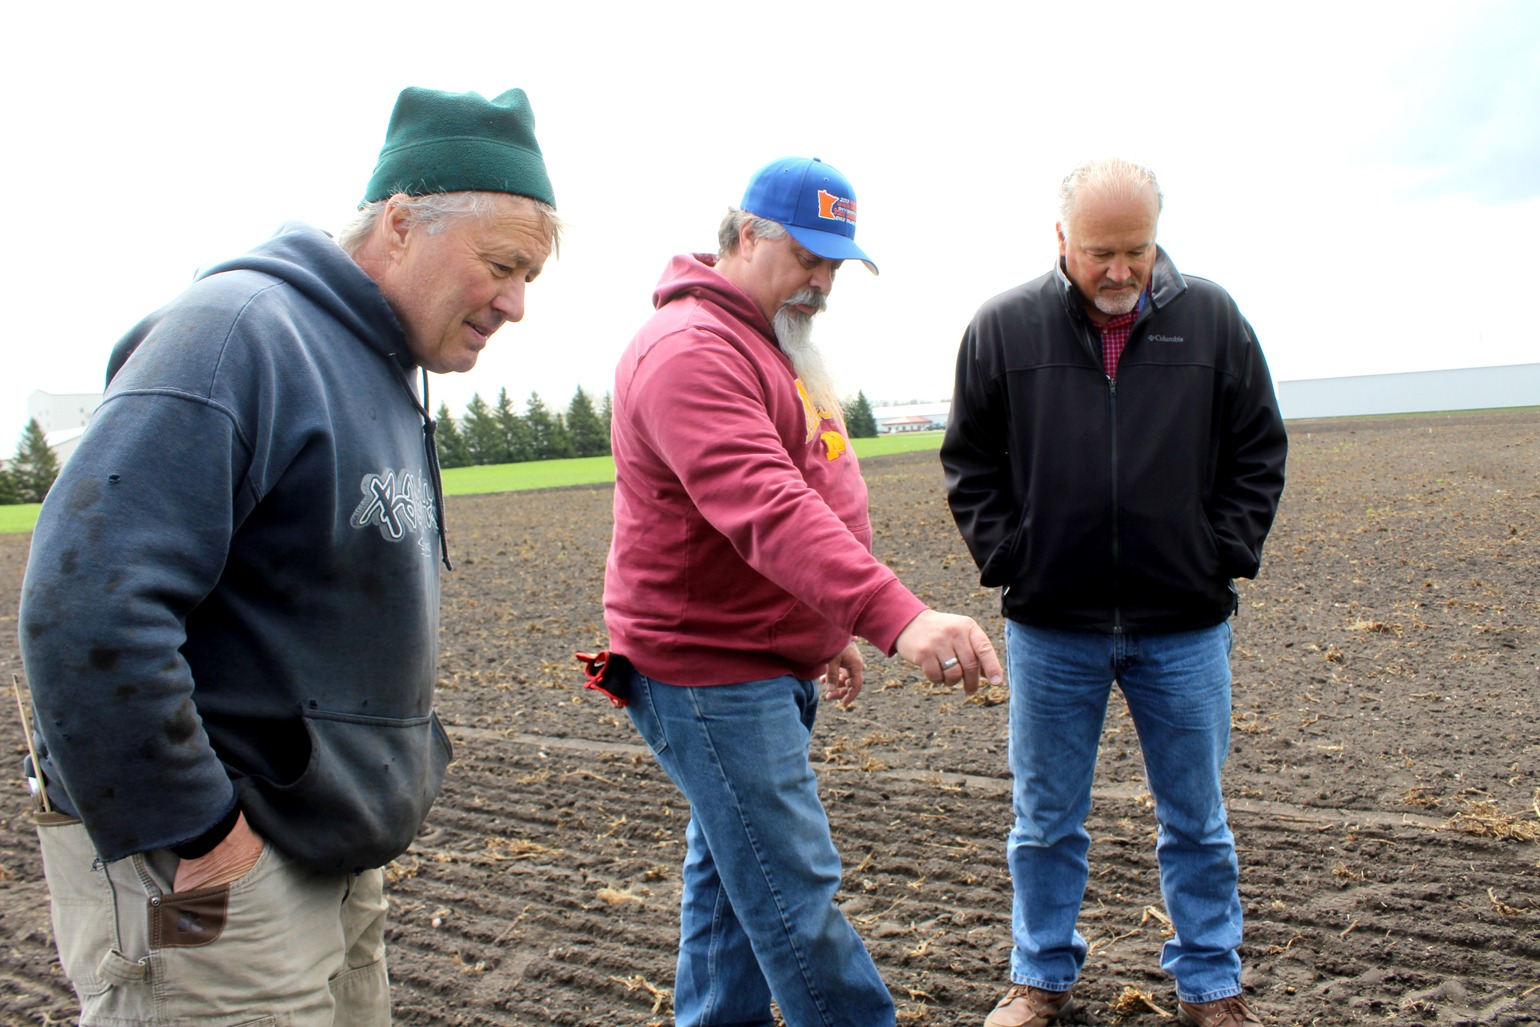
[1096,288,1149,379]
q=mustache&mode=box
[781,288,827,315]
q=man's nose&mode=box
[493,278,527,323]
[810,263,834,294]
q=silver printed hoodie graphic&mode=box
[350,468,437,555]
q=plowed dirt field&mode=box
[2,409,1537,1025]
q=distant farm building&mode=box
[874,402,948,434]
[1277,363,1539,420]
[868,363,1537,432]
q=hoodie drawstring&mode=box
[388,363,452,571]
[418,368,453,571]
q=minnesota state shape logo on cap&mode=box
[817,189,857,225]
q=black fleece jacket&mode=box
[941,248,1287,632]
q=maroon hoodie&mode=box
[604,254,928,686]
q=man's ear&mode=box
[738,219,759,261]
[385,195,415,259]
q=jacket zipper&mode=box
[1108,374,1122,636]
[1107,298,1156,637]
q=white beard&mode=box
[775,290,842,422]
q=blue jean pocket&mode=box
[624,673,670,758]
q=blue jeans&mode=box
[1003,621,1243,1004]
[626,671,895,1027]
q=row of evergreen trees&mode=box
[433,387,880,469]
[0,388,883,504]
[435,387,611,468]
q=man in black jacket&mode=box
[942,158,1286,1027]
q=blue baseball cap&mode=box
[740,157,877,274]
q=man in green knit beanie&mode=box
[22,86,559,1026]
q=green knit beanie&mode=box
[362,87,556,207]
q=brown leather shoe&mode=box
[1179,995,1263,1027]
[983,985,1075,1027]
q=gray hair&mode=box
[717,207,788,259]
[1057,158,1163,230]
[337,190,563,257]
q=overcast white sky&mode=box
[5,0,1537,438]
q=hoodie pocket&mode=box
[248,708,452,873]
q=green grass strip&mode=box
[442,433,944,497]
[0,434,948,533]
[442,455,617,496]
[0,504,41,535]
[851,431,945,458]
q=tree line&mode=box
[434,387,880,470]
[435,387,612,468]
[0,388,882,504]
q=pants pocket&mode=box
[625,673,671,758]
[150,844,352,1025]
[35,815,122,1002]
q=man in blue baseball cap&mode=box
[603,158,1003,1026]
[714,156,878,423]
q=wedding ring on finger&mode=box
[940,657,960,670]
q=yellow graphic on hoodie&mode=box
[796,378,847,461]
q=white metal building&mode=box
[1276,363,1539,420]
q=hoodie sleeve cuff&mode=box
[854,579,932,657]
[170,804,241,860]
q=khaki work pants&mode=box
[36,811,391,1026]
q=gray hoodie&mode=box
[21,223,452,873]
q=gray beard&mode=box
[1093,288,1141,317]
[774,293,842,422]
